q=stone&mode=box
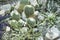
[45,27,60,40]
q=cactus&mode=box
[27,17,36,27]
[17,0,30,13]
[10,10,21,21]
[24,5,35,18]
[18,19,25,27]
[8,20,18,29]
[48,13,56,20]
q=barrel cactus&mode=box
[17,0,30,13]
[24,5,35,18]
[27,17,36,27]
[10,10,21,21]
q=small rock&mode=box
[22,12,27,21]
[6,26,10,32]
[0,10,5,16]
[34,11,39,16]
[46,27,60,40]
[57,38,60,40]
[38,14,44,21]
[15,1,20,10]
[20,27,29,33]
[0,4,11,13]
[29,0,38,6]
[33,28,39,33]
[37,36,43,40]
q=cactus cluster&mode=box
[0,0,60,40]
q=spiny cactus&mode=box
[18,19,25,27]
[24,5,35,18]
[17,0,30,13]
[8,20,18,29]
[27,17,36,27]
[10,10,21,21]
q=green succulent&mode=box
[8,20,18,29]
[27,17,36,27]
[18,19,25,27]
[48,13,56,20]
[24,5,35,18]
[10,10,21,21]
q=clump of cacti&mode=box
[24,5,35,18]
